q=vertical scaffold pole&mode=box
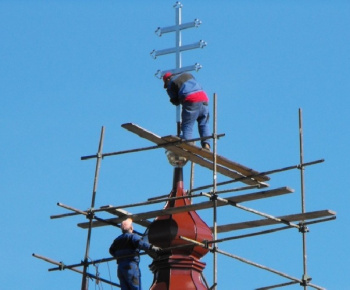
[81,126,105,290]
[175,2,182,136]
[299,108,309,289]
[212,93,218,289]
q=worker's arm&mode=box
[166,83,180,106]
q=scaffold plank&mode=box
[121,123,267,186]
[162,135,270,182]
[216,210,336,233]
[77,187,294,229]
[100,206,152,227]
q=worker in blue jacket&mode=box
[109,218,161,290]
[163,72,211,150]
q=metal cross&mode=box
[151,1,207,135]
[151,1,207,77]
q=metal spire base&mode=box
[166,150,188,167]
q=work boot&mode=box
[202,143,211,151]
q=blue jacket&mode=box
[109,232,151,264]
[166,73,208,105]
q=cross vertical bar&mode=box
[299,108,309,289]
[299,108,306,213]
[175,3,182,136]
[81,126,105,290]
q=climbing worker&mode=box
[163,72,211,150]
[109,218,162,290]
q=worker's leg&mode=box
[118,262,141,290]
[117,264,129,290]
[181,102,200,141]
[197,102,210,148]
[128,262,142,290]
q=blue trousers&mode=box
[181,102,210,147]
[117,262,142,290]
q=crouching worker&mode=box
[109,218,162,290]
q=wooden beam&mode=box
[100,206,152,227]
[215,210,336,233]
[121,123,267,186]
[77,187,294,229]
[162,135,270,182]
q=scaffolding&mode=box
[33,103,336,289]
[33,2,336,289]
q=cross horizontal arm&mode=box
[155,19,201,36]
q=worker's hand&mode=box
[147,245,163,259]
[150,245,162,253]
[170,98,180,106]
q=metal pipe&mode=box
[212,93,218,290]
[190,161,195,202]
[202,159,324,188]
[212,185,261,195]
[190,183,260,194]
[32,253,120,287]
[216,249,325,290]
[256,281,299,290]
[48,243,195,273]
[152,41,207,57]
[178,237,325,290]
[81,134,224,161]
[299,108,306,213]
[175,2,182,136]
[206,216,336,244]
[155,19,201,36]
[52,191,208,220]
[201,192,300,229]
[50,183,260,220]
[299,108,309,288]
[81,126,105,290]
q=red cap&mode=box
[162,72,172,82]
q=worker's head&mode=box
[121,218,133,233]
[163,72,172,88]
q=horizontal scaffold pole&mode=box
[201,192,300,229]
[53,184,260,221]
[256,281,299,290]
[195,159,324,190]
[207,216,336,244]
[32,253,120,288]
[80,134,225,161]
[54,202,147,235]
[148,184,260,201]
[47,243,194,272]
[77,187,294,229]
[216,249,325,290]
[51,192,207,220]
[178,237,325,290]
[216,210,336,233]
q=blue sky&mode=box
[1,1,349,289]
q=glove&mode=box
[150,245,162,254]
[147,245,163,259]
[170,98,180,106]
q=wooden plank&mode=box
[100,206,152,227]
[122,123,164,144]
[162,135,270,182]
[215,210,336,233]
[121,123,267,186]
[166,146,262,186]
[77,187,294,229]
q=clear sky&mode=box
[1,1,349,289]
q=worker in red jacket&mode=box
[163,72,211,150]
